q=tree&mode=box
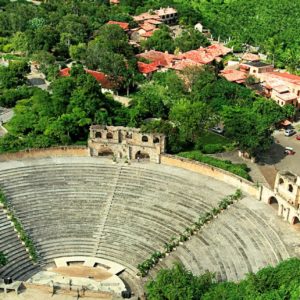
[130,82,170,125]
[222,106,273,156]
[56,14,88,47]
[174,27,210,52]
[142,25,175,53]
[0,61,30,89]
[69,43,87,62]
[146,262,214,300]
[169,100,216,143]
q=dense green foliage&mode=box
[190,0,300,72]
[146,258,300,300]
[178,151,251,180]
[142,25,209,53]
[0,0,295,158]
[135,67,292,156]
[0,64,129,153]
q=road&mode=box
[259,128,300,176]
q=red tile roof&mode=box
[170,59,202,71]
[137,50,175,67]
[270,72,300,84]
[140,30,157,38]
[133,13,161,23]
[140,22,156,32]
[137,61,158,74]
[206,44,232,57]
[220,69,247,83]
[59,68,115,89]
[107,21,129,30]
[146,19,162,25]
[242,53,260,62]
[179,49,215,64]
[59,68,70,77]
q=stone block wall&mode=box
[0,146,88,161]
[160,154,259,198]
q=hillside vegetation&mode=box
[188,0,300,72]
[146,258,300,300]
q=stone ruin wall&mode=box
[88,125,165,163]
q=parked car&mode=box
[284,129,295,136]
[210,127,224,134]
[296,134,300,140]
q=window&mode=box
[288,184,293,193]
[279,178,284,185]
[95,132,101,138]
[106,132,113,139]
[126,132,132,139]
[153,137,160,144]
[142,135,148,142]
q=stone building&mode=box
[261,171,300,225]
[88,125,166,163]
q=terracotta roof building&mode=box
[220,69,247,84]
[137,61,159,75]
[59,68,115,91]
[242,53,260,62]
[137,50,175,67]
[107,21,129,31]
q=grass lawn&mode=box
[195,131,235,153]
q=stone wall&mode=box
[88,125,165,163]
[260,184,300,224]
[0,146,88,161]
[160,154,259,198]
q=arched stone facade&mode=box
[88,125,165,163]
[261,171,300,225]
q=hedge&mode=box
[178,151,251,181]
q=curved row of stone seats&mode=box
[0,210,39,280]
[0,162,119,266]
[156,197,290,282]
[96,164,230,274]
[0,158,235,277]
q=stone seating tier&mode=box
[0,210,39,280]
[0,157,294,287]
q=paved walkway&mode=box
[212,151,271,188]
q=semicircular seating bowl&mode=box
[0,157,293,286]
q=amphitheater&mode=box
[1,150,300,299]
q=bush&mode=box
[178,151,251,180]
[0,251,7,267]
[202,143,224,154]
[0,188,38,262]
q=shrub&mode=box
[178,151,251,180]
[0,188,38,262]
[0,251,7,267]
[202,143,224,154]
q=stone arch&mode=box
[135,150,150,160]
[153,137,160,144]
[279,178,284,185]
[98,148,114,156]
[106,132,113,139]
[95,132,102,139]
[292,216,300,225]
[288,184,293,193]
[141,135,148,142]
[268,196,279,210]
